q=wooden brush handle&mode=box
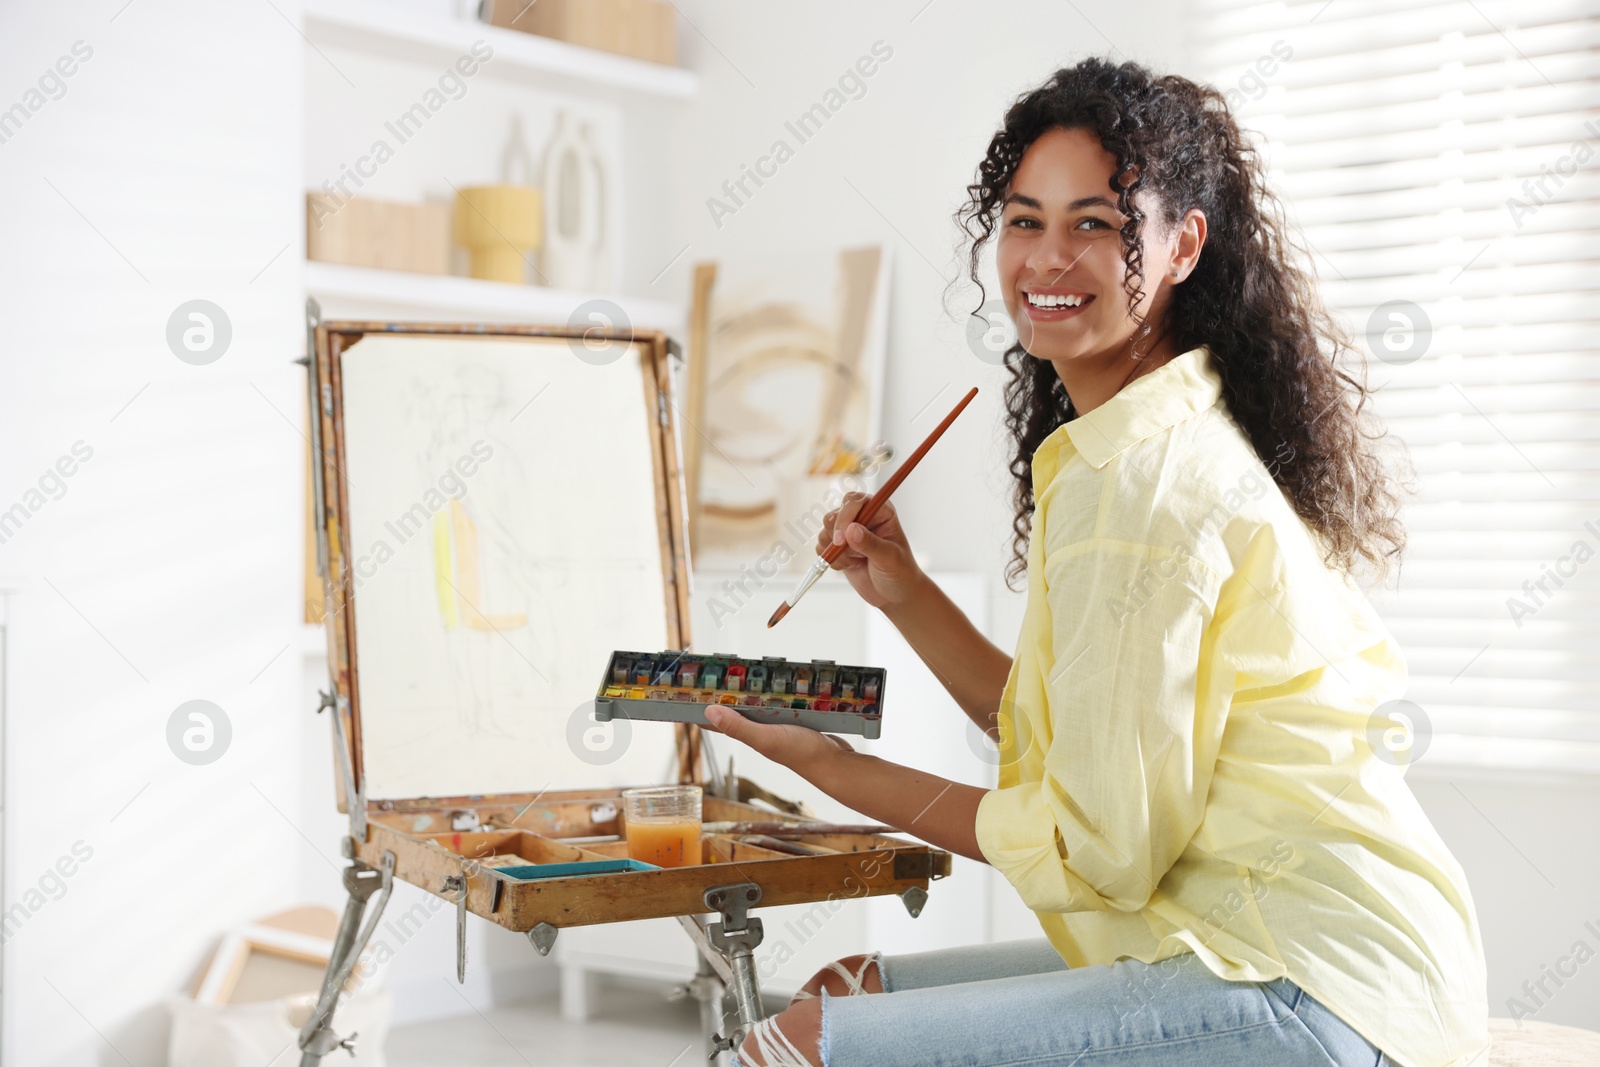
[819,385,979,565]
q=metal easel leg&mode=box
[675,882,766,1063]
[671,940,730,1065]
[694,952,727,1063]
[297,844,396,1067]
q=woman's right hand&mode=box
[817,492,925,611]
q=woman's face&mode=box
[996,126,1193,366]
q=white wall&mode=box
[1411,772,1600,1030]
[0,1,307,1064]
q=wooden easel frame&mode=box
[311,316,701,811]
[295,306,948,1065]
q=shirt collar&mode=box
[1053,345,1222,471]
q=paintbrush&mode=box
[768,386,979,628]
[702,821,896,836]
[736,834,832,856]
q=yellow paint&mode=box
[431,498,527,631]
[433,509,460,629]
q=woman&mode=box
[702,58,1488,1067]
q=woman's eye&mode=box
[1005,215,1111,232]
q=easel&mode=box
[294,307,947,1065]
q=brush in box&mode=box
[593,650,886,739]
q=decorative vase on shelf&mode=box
[453,184,543,283]
[539,111,611,291]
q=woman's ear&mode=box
[1167,209,1207,283]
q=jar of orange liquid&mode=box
[621,784,702,867]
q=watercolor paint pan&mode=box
[594,649,886,739]
[493,858,661,880]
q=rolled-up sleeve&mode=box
[976,538,1230,914]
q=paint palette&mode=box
[594,650,886,739]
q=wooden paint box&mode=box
[299,316,947,1062]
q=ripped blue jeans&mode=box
[742,939,1387,1066]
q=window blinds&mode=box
[1196,0,1600,769]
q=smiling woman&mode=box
[703,56,1490,1067]
[959,65,1407,593]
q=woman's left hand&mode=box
[701,704,855,774]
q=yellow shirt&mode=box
[975,346,1489,1067]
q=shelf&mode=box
[303,0,697,100]
[304,261,686,331]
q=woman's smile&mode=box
[1020,288,1095,323]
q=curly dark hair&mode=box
[957,58,1407,590]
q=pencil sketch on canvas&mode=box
[339,333,676,800]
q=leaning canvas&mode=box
[685,245,891,567]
